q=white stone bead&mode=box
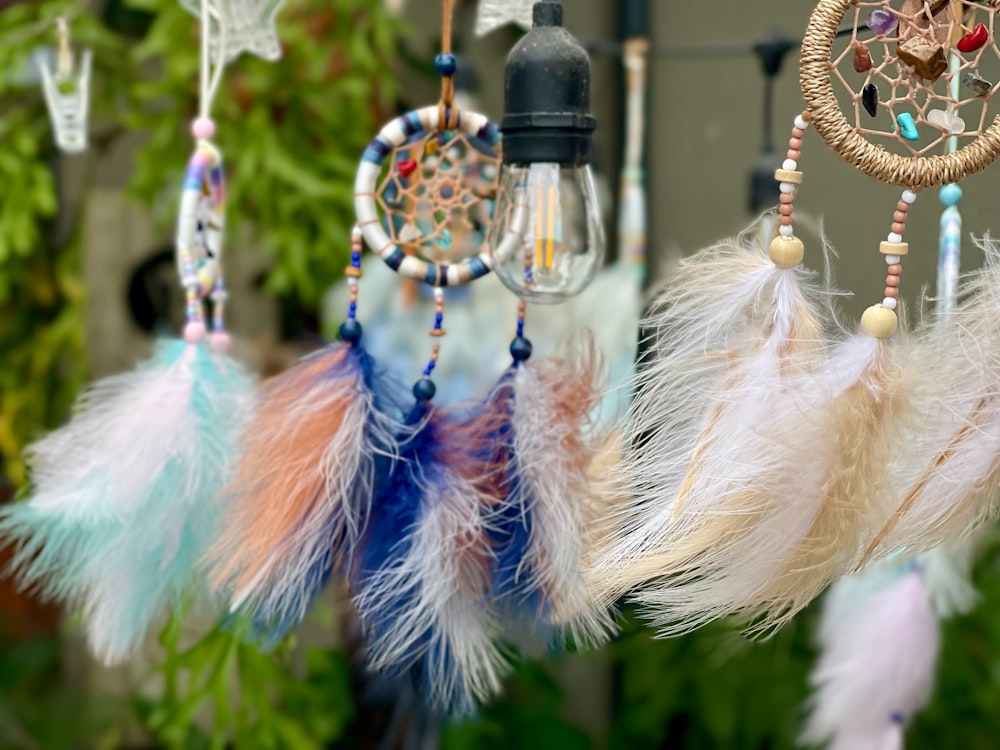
[882,297,898,310]
[783,159,798,170]
[795,115,809,130]
[348,278,358,288]
[351,226,363,238]
[901,189,917,204]
[779,224,795,237]
[888,232,903,244]
[779,182,796,194]
[885,254,901,265]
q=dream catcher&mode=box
[209,0,613,714]
[0,3,255,664]
[596,0,1000,635]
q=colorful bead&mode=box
[510,336,533,362]
[939,183,962,207]
[434,53,457,76]
[896,113,919,141]
[339,319,363,344]
[866,9,897,35]
[191,116,216,141]
[397,159,418,178]
[958,23,989,54]
[853,42,874,73]
[862,83,879,118]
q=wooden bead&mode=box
[861,304,898,338]
[769,235,804,268]
[884,287,899,298]
[891,222,906,234]
[880,241,909,256]
[887,264,902,275]
[430,329,447,337]
[344,267,362,278]
[886,276,900,287]
[774,168,804,184]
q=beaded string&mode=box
[509,237,534,364]
[769,111,812,268]
[859,188,917,339]
[338,227,365,346]
[435,0,458,129]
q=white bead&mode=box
[901,189,917,204]
[348,278,358,288]
[434,287,444,300]
[779,224,795,237]
[783,159,798,170]
[351,226,363,238]
[885,254,901,265]
[779,182,796,194]
[888,232,903,244]
[882,297,898,310]
[795,115,809,129]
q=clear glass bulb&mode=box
[487,162,605,303]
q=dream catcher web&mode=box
[830,1,1000,157]
[373,128,501,265]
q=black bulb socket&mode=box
[500,0,596,166]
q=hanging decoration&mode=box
[475,0,535,36]
[36,16,91,153]
[210,0,612,714]
[0,0,255,664]
[597,0,1000,634]
[179,0,287,63]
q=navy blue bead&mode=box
[435,53,457,77]
[338,319,363,344]
[413,377,437,401]
[510,336,533,362]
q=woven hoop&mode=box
[801,0,1000,187]
[354,105,525,288]
[176,141,225,294]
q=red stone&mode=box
[958,23,989,54]
[397,159,418,177]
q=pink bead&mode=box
[191,117,216,141]
[791,127,805,139]
[884,287,899,298]
[779,204,793,216]
[885,276,900,288]
[787,150,800,161]
[779,215,794,226]
[184,321,206,343]
[897,201,910,213]
[893,211,908,223]
[891,222,906,234]
[789,137,803,150]
[780,193,794,204]
[887,264,902,275]
[210,331,232,353]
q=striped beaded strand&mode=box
[179,245,206,344]
[769,111,812,268]
[338,226,365,345]
[210,271,231,352]
[413,288,446,403]
[861,188,917,339]
[508,242,534,364]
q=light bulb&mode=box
[488,161,605,303]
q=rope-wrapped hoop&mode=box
[176,142,226,327]
[354,105,525,287]
[802,0,1000,187]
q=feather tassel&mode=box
[801,560,940,750]
[207,336,407,643]
[1,340,253,663]
[351,402,509,715]
[860,240,1000,563]
[483,335,615,649]
[591,233,832,632]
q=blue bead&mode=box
[510,336,533,362]
[939,183,963,207]
[435,53,457,77]
[338,319,363,344]
[413,377,437,401]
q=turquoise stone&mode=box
[896,113,919,141]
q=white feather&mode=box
[802,566,938,750]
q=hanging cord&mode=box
[198,0,228,123]
[437,0,458,129]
